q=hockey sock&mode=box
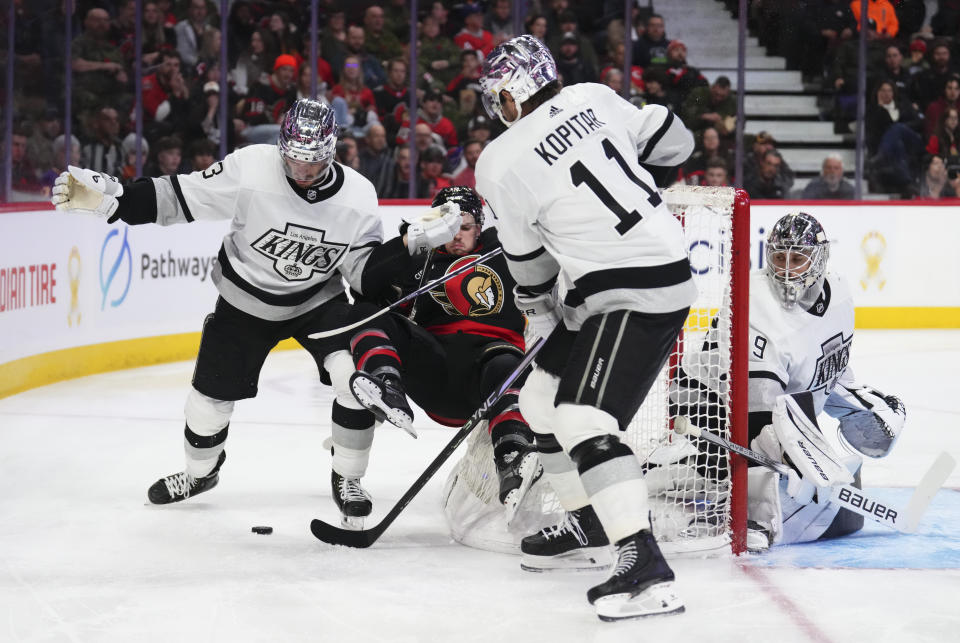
[331,401,376,478]
[184,422,228,478]
[350,328,401,380]
[535,432,590,511]
[489,388,534,458]
[569,434,651,543]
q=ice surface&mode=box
[1,330,958,642]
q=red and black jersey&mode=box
[362,228,525,350]
[242,79,297,125]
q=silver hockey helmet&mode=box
[479,35,558,127]
[765,212,830,309]
[278,99,337,187]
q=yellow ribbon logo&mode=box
[860,232,886,291]
[68,246,82,326]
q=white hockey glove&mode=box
[515,286,561,348]
[753,394,854,505]
[824,385,906,458]
[752,425,816,505]
[405,201,461,255]
[50,165,124,219]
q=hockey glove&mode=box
[515,286,561,348]
[752,424,816,505]
[51,165,124,219]
[405,201,462,255]
[826,385,906,458]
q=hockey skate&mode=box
[349,371,415,436]
[495,446,543,524]
[332,470,373,530]
[587,529,685,621]
[746,520,772,553]
[147,451,226,505]
[520,504,612,572]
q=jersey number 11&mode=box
[569,137,662,235]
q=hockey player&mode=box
[475,35,695,620]
[669,212,906,550]
[49,99,462,508]
[338,186,542,528]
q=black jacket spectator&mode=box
[555,34,598,87]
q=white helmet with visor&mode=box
[765,212,830,309]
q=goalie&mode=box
[669,211,906,550]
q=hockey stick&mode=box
[674,417,955,534]
[307,247,504,339]
[407,248,435,321]
[310,337,544,547]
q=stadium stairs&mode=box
[655,0,886,199]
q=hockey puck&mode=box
[251,526,273,535]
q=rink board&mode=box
[1,202,958,397]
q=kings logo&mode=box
[807,331,852,391]
[430,254,504,317]
[251,223,348,282]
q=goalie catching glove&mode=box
[824,384,905,458]
[404,201,462,255]
[50,165,124,220]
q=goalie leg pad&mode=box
[773,394,854,489]
[781,455,864,544]
[747,467,784,546]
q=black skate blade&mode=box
[310,518,384,548]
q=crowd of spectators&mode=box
[4,0,960,202]
[745,0,960,198]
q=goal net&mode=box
[441,186,750,556]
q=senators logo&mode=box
[429,254,504,317]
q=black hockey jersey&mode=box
[363,228,526,350]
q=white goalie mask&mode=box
[765,212,829,309]
[278,99,338,187]
[479,35,558,128]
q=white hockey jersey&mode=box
[475,82,697,328]
[747,270,856,418]
[150,144,382,321]
[670,270,856,435]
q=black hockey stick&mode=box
[310,337,544,547]
[407,248,435,321]
[674,417,955,533]
[308,247,504,339]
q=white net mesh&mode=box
[441,186,743,557]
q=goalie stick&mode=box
[308,247,504,339]
[310,337,545,547]
[673,417,955,534]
